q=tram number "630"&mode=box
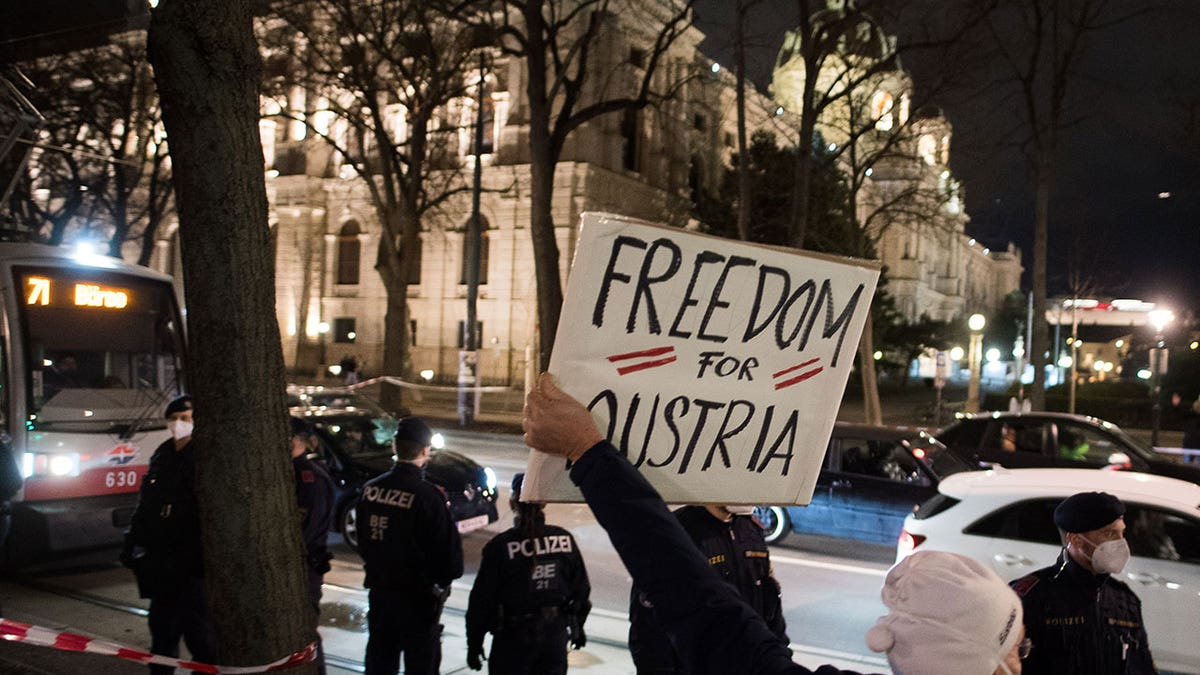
[105,470,138,489]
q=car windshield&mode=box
[1102,422,1163,461]
[307,414,399,459]
[913,435,974,477]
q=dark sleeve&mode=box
[629,586,679,673]
[763,564,789,642]
[466,539,502,651]
[1128,595,1156,674]
[422,487,464,586]
[567,533,591,623]
[569,441,858,675]
[300,468,335,555]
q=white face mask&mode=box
[1078,535,1130,575]
[726,505,756,516]
[167,419,194,441]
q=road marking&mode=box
[770,553,888,577]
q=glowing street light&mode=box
[966,313,986,413]
[1148,307,1174,446]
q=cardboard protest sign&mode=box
[523,212,880,504]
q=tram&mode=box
[2,240,185,565]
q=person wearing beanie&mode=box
[122,394,218,674]
[1010,491,1156,674]
[465,473,591,674]
[866,551,1026,675]
[355,416,463,675]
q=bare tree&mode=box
[449,0,695,369]
[147,0,315,670]
[977,0,1144,411]
[264,0,476,408]
[9,37,173,261]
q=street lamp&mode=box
[966,313,986,413]
[1148,308,1174,446]
[458,27,493,428]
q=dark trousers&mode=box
[308,570,326,675]
[365,588,443,675]
[147,577,218,675]
[489,618,568,675]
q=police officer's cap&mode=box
[394,417,433,447]
[1054,491,1125,533]
[164,395,192,418]
[511,472,524,499]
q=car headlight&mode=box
[483,466,497,491]
[430,432,446,450]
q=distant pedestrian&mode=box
[1011,491,1155,674]
[340,355,359,385]
[629,503,787,673]
[466,473,591,674]
[291,417,335,674]
[356,417,463,675]
[121,395,218,674]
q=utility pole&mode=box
[458,49,486,427]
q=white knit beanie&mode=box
[866,551,1022,675]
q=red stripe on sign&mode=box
[616,356,677,375]
[607,346,674,362]
[774,367,824,390]
[116,648,155,663]
[772,358,820,379]
[0,619,31,640]
[53,631,92,652]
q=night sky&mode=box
[692,0,1200,312]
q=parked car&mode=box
[936,411,1200,484]
[897,468,1200,673]
[754,422,973,545]
[288,386,499,546]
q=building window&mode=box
[333,317,357,343]
[409,319,417,346]
[693,113,706,131]
[459,216,491,285]
[336,221,362,285]
[629,48,645,67]
[724,132,734,147]
[457,321,484,349]
[688,155,703,205]
[871,91,895,131]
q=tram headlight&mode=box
[21,451,81,478]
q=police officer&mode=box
[629,504,788,673]
[1011,491,1156,674]
[356,417,463,675]
[466,473,591,674]
[122,395,218,675]
[291,417,335,674]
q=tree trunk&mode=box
[858,320,883,425]
[1030,155,1050,411]
[293,209,322,376]
[147,1,316,671]
[374,208,415,413]
[734,0,751,241]
[789,118,816,249]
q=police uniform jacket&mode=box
[465,522,591,652]
[570,441,861,675]
[630,506,788,671]
[127,439,205,594]
[294,454,335,574]
[1012,551,1156,674]
[355,461,464,592]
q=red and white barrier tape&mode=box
[0,618,315,673]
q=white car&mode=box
[897,468,1200,674]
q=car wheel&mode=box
[341,500,359,548]
[754,506,788,544]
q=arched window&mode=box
[459,216,491,285]
[620,108,640,172]
[871,91,894,131]
[336,221,362,285]
[688,155,704,205]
